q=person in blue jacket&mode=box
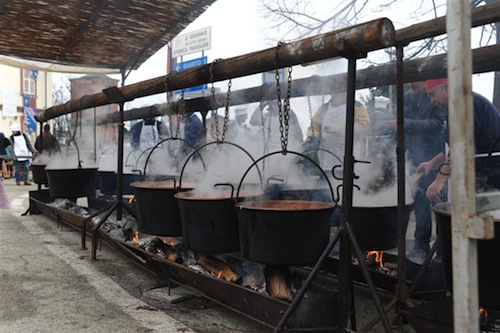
[417,78,500,200]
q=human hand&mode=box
[416,161,433,175]
[426,179,446,203]
[385,120,397,129]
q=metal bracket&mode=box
[464,214,494,240]
[336,38,367,60]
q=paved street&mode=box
[0,177,421,333]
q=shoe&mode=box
[16,181,21,185]
[24,181,32,185]
[406,247,428,265]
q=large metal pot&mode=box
[175,186,263,253]
[45,168,98,198]
[350,204,413,250]
[131,180,195,236]
[97,170,141,195]
[32,163,48,185]
[236,200,335,265]
[434,202,500,309]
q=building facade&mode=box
[0,64,52,140]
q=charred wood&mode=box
[265,265,294,302]
[198,255,241,283]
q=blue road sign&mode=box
[174,56,208,94]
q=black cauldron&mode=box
[97,170,140,195]
[350,204,413,250]
[175,187,262,253]
[236,200,335,265]
[32,163,48,185]
[45,168,98,198]
[434,202,500,309]
[131,180,195,236]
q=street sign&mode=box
[172,27,212,58]
[174,56,208,72]
[174,56,208,94]
[262,68,286,84]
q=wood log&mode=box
[98,43,500,125]
[36,18,394,122]
[265,266,294,302]
[198,255,240,282]
[144,238,181,263]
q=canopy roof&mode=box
[0,0,216,73]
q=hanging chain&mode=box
[165,76,179,138]
[209,60,220,141]
[93,107,97,163]
[307,95,315,137]
[274,43,291,152]
[221,79,232,142]
[179,91,187,118]
[284,66,292,149]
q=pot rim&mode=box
[236,199,335,211]
[45,167,98,171]
[175,188,262,201]
[130,180,196,190]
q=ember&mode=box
[366,250,384,268]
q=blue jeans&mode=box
[413,171,444,252]
[14,160,30,182]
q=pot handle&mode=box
[163,176,177,190]
[267,175,284,184]
[214,183,234,199]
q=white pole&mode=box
[447,1,479,332]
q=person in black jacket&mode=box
[386,81,448,264]
[0,132,12,180]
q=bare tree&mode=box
[259,0,499,106]
[51,74,73,144]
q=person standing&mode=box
[417,78,500,198]
[0,132,11,180]
[130,116,169,151]
[35,124,60,156]
[249,100,304,153]
[387,81,448,264]
[306,90,370,169]
[9,123,36,185]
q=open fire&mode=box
[129,232,305,301]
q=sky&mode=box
[55,0,496,133]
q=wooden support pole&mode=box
[447,1,479,332]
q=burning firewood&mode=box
[198,255,241,282]
[143,237,182,263]
[264,266,294,302]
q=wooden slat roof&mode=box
[0,0,216,72]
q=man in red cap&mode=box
[417,78,500,202]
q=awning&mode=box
[0,0,216,74]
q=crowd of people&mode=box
[3,79,500,268]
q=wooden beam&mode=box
[396,1,500,45]
[36,18,395,123]
[98,43,500,125]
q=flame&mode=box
[479,307,488,320]
[128,195,136,204]
[217,270,224,279]
[133,231,141,246]
[366,251,384,268]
